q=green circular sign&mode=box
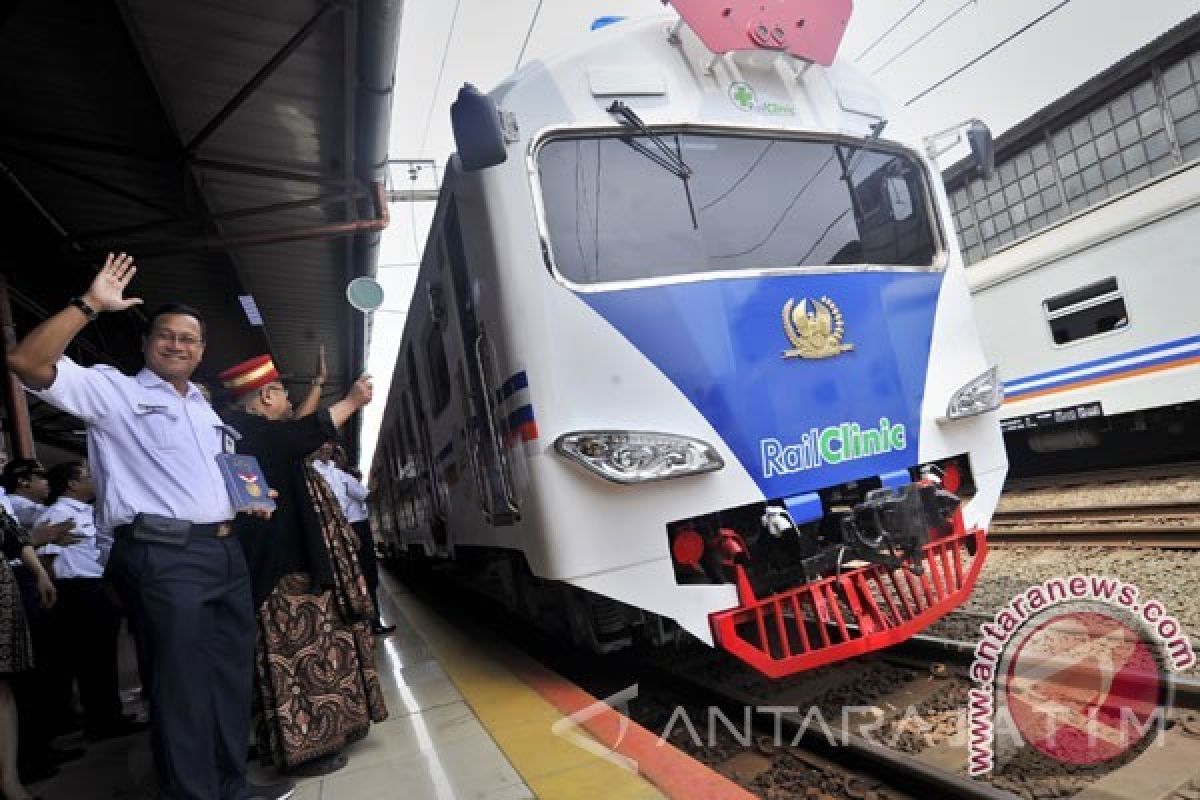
[346,277,385,312]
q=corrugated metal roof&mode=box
[0,0,402,457]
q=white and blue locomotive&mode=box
[370,1,1007,677]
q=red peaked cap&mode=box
[217,354,280,398]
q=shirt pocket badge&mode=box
[132,402,180,451]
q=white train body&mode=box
[371,12,1007,677]
[969,162,1200,456]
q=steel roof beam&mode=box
[188,156,357,188]
[0,130,173,163]
[101,181,389,259]
[73,188,362,244]
[0,144,177,217]
[184,2,343,155]
[0,159,72,241]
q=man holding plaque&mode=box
[218,353,387,777]
[6,253,292,800]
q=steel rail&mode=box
[994,501,1200,521]
[650,661,1019,800]
[1004,462,1200,492]
[898,633,1200,710]
[988,528,1200,547]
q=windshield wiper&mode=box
[840,118,888,182]
[606,101,698,229]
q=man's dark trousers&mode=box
[107,533,254,800]
[351,520,381,622]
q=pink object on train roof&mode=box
[668,0,853,66]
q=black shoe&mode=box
[371,622,396,635]
[246,778,296,800]
[49,746,86,765]
[286,751,348,777]
[20,760,59,783]
[49,713,82,736]
[85,716,148,741]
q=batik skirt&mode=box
[252,572,388,769]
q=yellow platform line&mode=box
[383,575,665,800]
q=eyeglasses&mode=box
[151,330,204,347]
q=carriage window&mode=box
[425,326,452,415]
[1044,277,1129,345]
[536,132,938,284]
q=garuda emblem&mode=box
[782,296,854,359]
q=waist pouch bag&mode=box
[131,513,192,546]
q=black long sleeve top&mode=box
[224,407,339,608]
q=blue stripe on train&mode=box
[1004,333,1200,398]
[498,371,529,402]
[578,272,944,499]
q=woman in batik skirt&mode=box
[0,506,57,800]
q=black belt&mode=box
[114,521,233,540]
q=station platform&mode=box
[27,570,752,800]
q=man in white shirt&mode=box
[310,441,349,511]
[7,253,291,800]
[313,443,391,634]
[336,457,392,635]
[36,461,135,741]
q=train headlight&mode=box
[946,366,1004,419]
[554,431,724,484]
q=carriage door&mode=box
[444,200,519,525]
[404,349,447,546]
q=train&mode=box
[964,45,1200,476]
[368,1,1008,678]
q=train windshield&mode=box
[536,132,940,284]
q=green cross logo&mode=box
[730,82,756,112]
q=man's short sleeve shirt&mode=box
[30,357,235,530]
[312,459,350,514]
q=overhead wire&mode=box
[854,0,931,62]
[514,0,546,72]
[906,0,1072,106]
[418,0,464,156]
[870,0,978,76]
[712,153,838,260]
[699,141,775,212]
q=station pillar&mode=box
[0,273,34,460]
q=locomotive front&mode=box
[452,2,1008,678]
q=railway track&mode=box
[1004,461,1200,493]
[641,648,1017,800]
[639,628,1200,800]
[989,499,1200,547]
[899,631,1200,709]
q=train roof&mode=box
[486,15,925,154]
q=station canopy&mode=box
[0,0,402,458]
